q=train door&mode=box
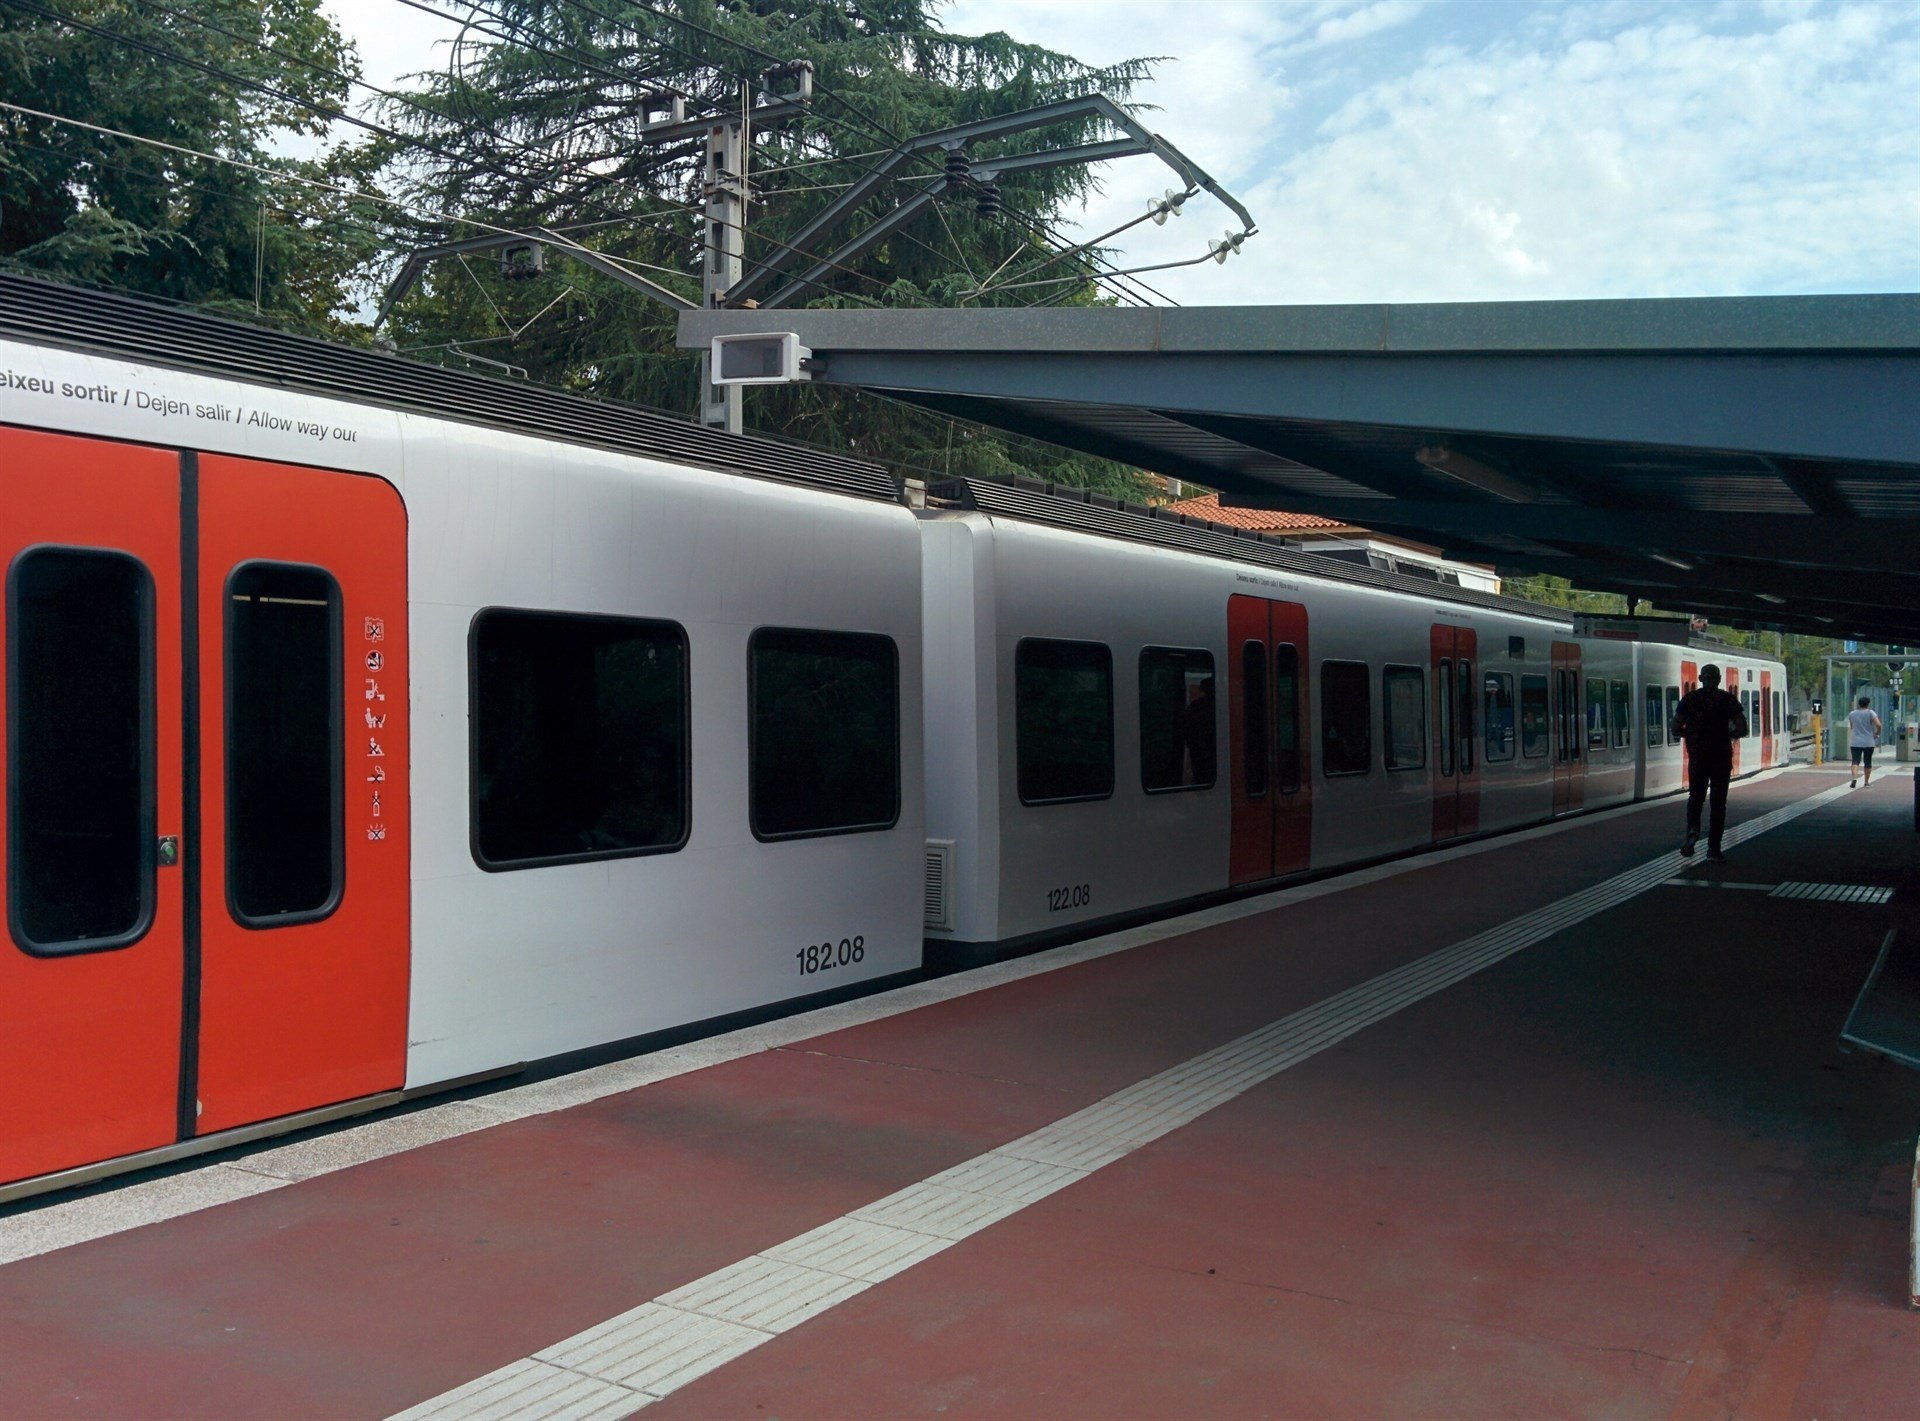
[1761,671,1775,764]
[1551,641,1585,814]
[0,431,408,1189]
[1430,625,1481,842]
[193,453,409,1134]
[1728,664,1743,775]
[1228,595,1311,885]
[1680,659,1698,788]
[1,428,186,1185]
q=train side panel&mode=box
[400,423,926,1086]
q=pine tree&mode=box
[370,0,1158,493]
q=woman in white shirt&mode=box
[1847,696,1882,788]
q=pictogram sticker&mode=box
[364,616,385,642]
[365,650,383,672]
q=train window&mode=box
[226,563,342,925]
[1436,660,1454,776]
[1665,685,1680,737]
[1556,670,1581,761]
[1140,647,1216,793]
[7,547,155,954]
[1520,674,1550,758]
[1483,672,1516,762]
[1321,660,1372,776]
[1382,665,1425,772]
[1016,639,1114,805]
[1239,642,1269,798]
[1749,691,1761,738]
[1457,659,1474,774]
[1645,684,1665,747]
[1274,644,1302,795]
[751,628,900,839]
[1585,677,1608,750]
[1772,691,1782,737]
[1609,679,1631,749]
[470,609,689,869]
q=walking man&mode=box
[1847,695,1883,789]
[1672,664,1748,862]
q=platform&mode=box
[3,765,1917,1419]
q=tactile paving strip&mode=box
[1771,881,1895,904]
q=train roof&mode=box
[933,475,1584,626]
[0,273,900,506]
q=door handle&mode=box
[157,835,179,868]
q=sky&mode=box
[324,0,1920,306]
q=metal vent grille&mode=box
[923,840,955,931]
[1771,882,1894,904]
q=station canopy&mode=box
[681,296,1920,644]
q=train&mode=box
[0,276,1787,1199]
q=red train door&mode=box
[0,430,408,1190]
[193,454,409,1135]
[1551,641,1585,815]
[1760,670,1774,764]
[1725,665,1743,777]
[1430,625,1481,842]
[1680,659,1698,788]
[1228,595,1311,885]
[0,427,186,1186]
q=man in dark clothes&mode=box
[1671,663,1749,862]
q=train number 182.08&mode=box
[797,936,865,976]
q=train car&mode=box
[0,277,1790,1200]
[920,481,1788,963]
[0,277,925,1197]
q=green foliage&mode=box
[0,0,382,333]
[372,0,1157,494]
[1500,574,1630,615]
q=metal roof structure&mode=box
[680,296,1920,643]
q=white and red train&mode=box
[0,278,1786,1198]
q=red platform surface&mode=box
[1,767,1916,1419]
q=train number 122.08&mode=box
[797,936,865,976]
[1047,884,1091,913]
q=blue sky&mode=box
[328,0,1920,305]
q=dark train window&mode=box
[1555,670,1581,761]
[471,609,688,869]
[1275,644,1302,794]
[226,563,342,924]
[1646,684,1665,747]
[1457,659,1475,773]
[1484,672,1516,762]
[1321,660,1372,777]
[1520,674,1550,758]
[1749,690,1761,738]
[8,547,154,953]
[751,628,899,839]
[1437,660,1454,776]
[1140,647,1215,793]
[1610,679,1631,750]
[1382,665,1426,772]
[1240,641,1269,799]
[1585,676,1609,750]
[1017,639,1113,805]
[1665,684,1680,737]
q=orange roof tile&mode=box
[1164,492,1352,533]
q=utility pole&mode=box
[700,98,747,433]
